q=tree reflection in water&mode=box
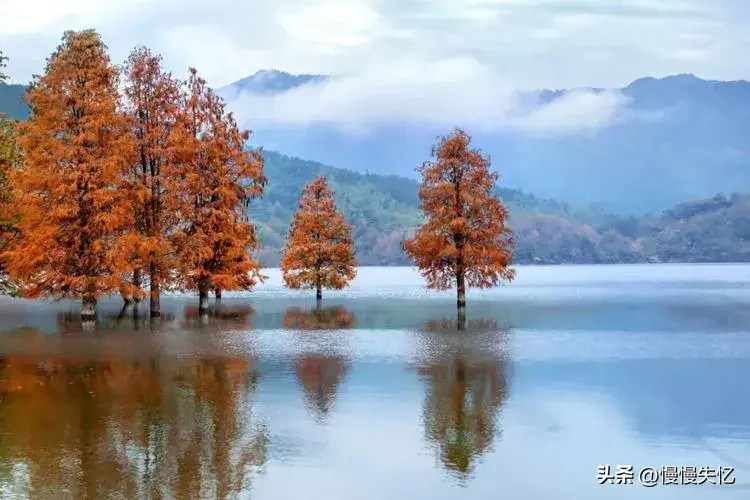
[183,303,256,330]
[282,305,356,330]
[56,309,178,334]
[0,336,267,499]
[284,306,355,423]
[416,319,511,481]
[295,354,350,423]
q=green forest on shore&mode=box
[255,150,750,266]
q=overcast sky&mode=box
[1,0,747,89]
[1,0,748,134]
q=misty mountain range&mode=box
[217,69,327,101]
[217,70,750,214]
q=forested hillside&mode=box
[250,151,421,265]
[255,151,750,265]
[603,194,750,263]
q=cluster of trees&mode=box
[0,32,516,327]
[276,129,517,330]
[273,128,518,330]
[0,32,265,318]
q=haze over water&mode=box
[0,264,749,499]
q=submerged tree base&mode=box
[457,313,467,332]
[81,296,97,321]
[198,288,209,316]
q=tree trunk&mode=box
[119,279,133,305]
[133,268,142,304]
[116,302,131,322]
[316,282,322,301]
[213,288,222,316]
[456,306,467,331]
[131,305,141,331]
[456,269,466,331]
[198,279,210,315]
[149,262,160,318]
[454,165,466,332]
[81,294,97,321]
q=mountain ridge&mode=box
[218,70,750,214]
[216,70,329,102]
[219,70,750,96]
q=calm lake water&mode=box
[1,264,749,499]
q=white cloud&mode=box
[278,1,379,48]
[513,89,631,134]
[225,56,630,135]
[1,0,748,88]
[0,0,152,35]
[0,0,748,135]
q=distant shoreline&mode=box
[258,261,750,268]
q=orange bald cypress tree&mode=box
[120,46,182,317]
[173,68,266,314]
[281,176,357,301]
[4,30,132,319]
[404,129,515,328]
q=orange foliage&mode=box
[119,46,183,312]
[1,36,269,315]
[172,68,266,303]
[404,129,515,306]
[280,176,357,299]
[3,30,133,311]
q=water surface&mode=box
[1,264,749,499]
